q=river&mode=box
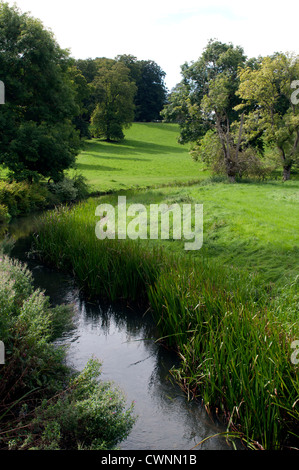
[6,215,232,451]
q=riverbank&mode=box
[31,183,299,450]
[0,253,136,450]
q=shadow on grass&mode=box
[135,122,183,134]
[83,138,188,158]
[75,163,123,172]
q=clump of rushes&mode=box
[33,203,298,450]
[148,261,298,450]
[0,256,135,450]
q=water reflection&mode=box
[59,296,230,451]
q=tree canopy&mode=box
[116,55,167,122]
[162,39,299,180]
[77,55,167,129]
[0,2,81,182]
[90,60,137,141]
[162,39,248,180]
[236,53,299,180]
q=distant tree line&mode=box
[0,2,167,182]
[1,1,298,183]
[162,39,299,181]
[75,55,167,140]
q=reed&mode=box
[33,203,298,450]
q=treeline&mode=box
[1,1,298,184]
[75,55,167,140]
[162,39,299,181]
[0,2,167,183]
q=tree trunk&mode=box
[215,114,237,182]
[283,166,291,181]
[278,145,292,181]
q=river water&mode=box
[7,216,231,451]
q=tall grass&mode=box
[148,259,298,449]
[33,203,298,450]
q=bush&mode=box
[49,178,78,202]
[0,173,90,225]
[48,174,90,203]
[0,204,10,223]
[26,359,136,450]
[0,181,49,217]
[191,130,276,180]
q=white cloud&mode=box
[5,0,299,90]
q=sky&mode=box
[5,0,299,91]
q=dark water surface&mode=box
[8,216,231,451]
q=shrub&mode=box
[0,181,49,217]
[71,173,90,200]
[26,359,136,450]
[0,204,10,223]
[48,174,90,203]
[48,178,78,202]
[191,130,276,180]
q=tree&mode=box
[68,64,92,138]
[162,39,249,180]
[0,2,81,182]
[116,55,167,122]
[90,60,137,141]
[236,53,299,180]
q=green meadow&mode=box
[67,122,299,286]
[20,123,299,449]
[69,123,205,192]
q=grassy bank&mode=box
[32,182,299,449]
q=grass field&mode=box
[89,180,299,286]
[67,122,298,285]
[69,122,206,192]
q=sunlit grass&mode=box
[67,123,206,192]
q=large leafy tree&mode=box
[162,39,249,180]
[0,2,81,182]
[236,53,299,180]
[116,55,167,122]
[90,60,137,141]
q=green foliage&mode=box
[236,53,299,180]
[27,359,136,450]
[116,55,167,122]
[48,174,89,203]
[49,178,79,203]
[0,2,81,181]
[0,180,49,217]
[191,130,275,179]
[0,174,89,224]
[77,55,167,126]
[162,39,247,145]
[0,203,9,223]
[190,130,223,168]
[90,60,137,141]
